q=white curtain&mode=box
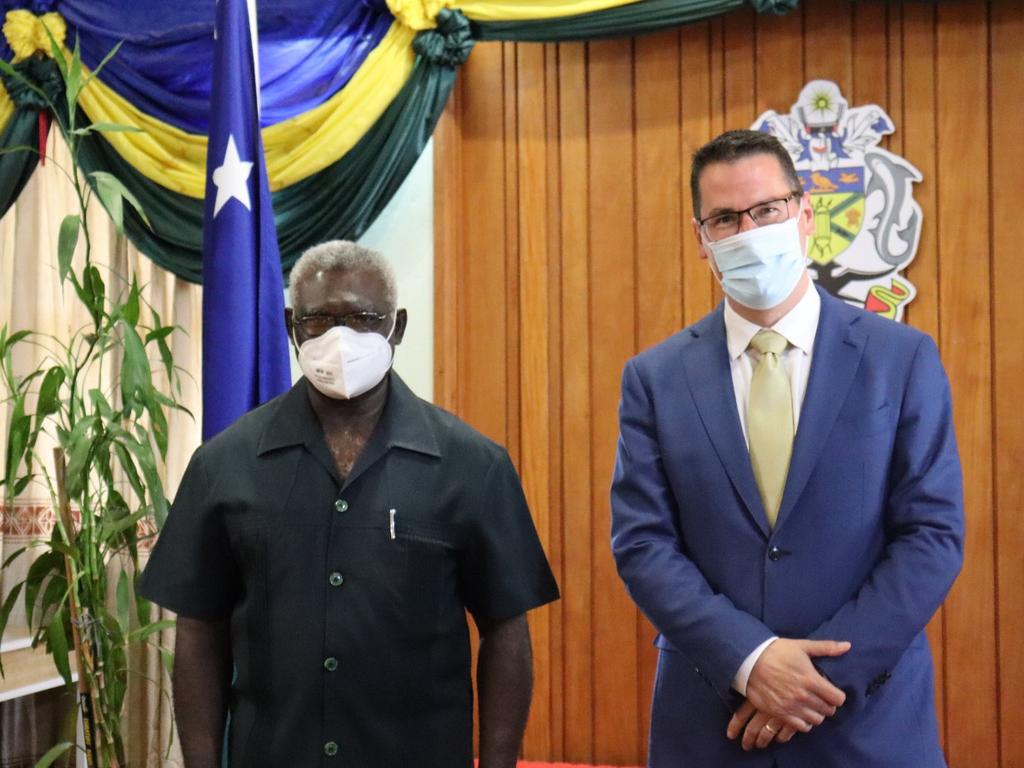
[0,130,200,766]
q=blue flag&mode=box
[202,0,291,440]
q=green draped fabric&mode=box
[0,109,42,217]
[473,0,746,41]
[0,56,65,217]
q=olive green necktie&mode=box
[747,329,793,529]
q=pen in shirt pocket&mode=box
[389,508,396,540]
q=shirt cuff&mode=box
[732,636,779,696]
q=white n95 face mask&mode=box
[296,318,395,400]
[704,217,807,310]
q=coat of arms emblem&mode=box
[753,80,922,321]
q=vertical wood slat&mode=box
[434,3,1015,763]
[681,21,716,325]
[899,0,946,744]
[935,3,998,766]
[542,42,566,762]
[556,39,595,765]
[514,38,553,760]
[991,2,1024,766]
[587,37,640,764]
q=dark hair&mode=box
[690,129,803,215]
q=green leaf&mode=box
[57,215,80,284]
[123,432,168,528]
[160,646,174,678]
[4,397,29,494]
[112,441,145,505]
[32,741,72,768]
[126,618,175,644]
[85,264,106,321]
[115,568,131,633]
[70,122,143,136]
[123,274,141,326]
[63,415,99,499]
[88,388,113,421]
[119,322,151,406]
[144,326,175,344]
[136,595,152,628]
[89,171,151,231]
[0,582,24,674]
[2,545,28,569]
[24,551,62,627]
[11,474,32,496]
[46,610,73,685]
[38,574,68,628]
[0,328,31,357]
[36,366,66,419]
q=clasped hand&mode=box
[726,638,851,751]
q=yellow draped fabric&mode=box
[72,22,416,198]
[2,10,66,62]
[387,0,644,29]
[0,82,13,135]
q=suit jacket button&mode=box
[768,546,782,561]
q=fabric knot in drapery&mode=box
[2,10,66,62]
[413,9,474,68]
[749,0,800,14]
[387,0,456,31]
[0,55,61,109]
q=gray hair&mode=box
[288,240,398,310]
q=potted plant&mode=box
[0,32,184,768]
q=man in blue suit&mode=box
[611,130,964,767]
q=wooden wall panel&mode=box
[587,37,640,764]
[935,4,998,766]
[992,6,1024,766]
[436,1,1021,764]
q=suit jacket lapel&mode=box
[682,307,770,538]
[774,288,866,531]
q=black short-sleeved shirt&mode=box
[139,373,559,768]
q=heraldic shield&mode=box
[753,80,923,321]
[800,167,865,266]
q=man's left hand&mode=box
[727,699,797,750]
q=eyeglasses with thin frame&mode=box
[293,310,392,338]
[698,192,803,242]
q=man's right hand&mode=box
[741,638,851,733]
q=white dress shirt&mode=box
[724,283,821,695]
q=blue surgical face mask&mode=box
[704,217,807,310]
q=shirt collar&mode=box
[723,280,821,359]
[257,371,441,458]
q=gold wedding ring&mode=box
[763,723,779,735]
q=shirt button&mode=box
[328,572,344,587]
[324,741,338,757]
[334,499,349,513]
[324,657,339,672]
[768,546,782,561]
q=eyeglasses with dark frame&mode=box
[293,311,392,338]
[698,192,803,242]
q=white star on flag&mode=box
[212,134,253,216]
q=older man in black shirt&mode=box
[140,241,559,768]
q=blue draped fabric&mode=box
[1,0,394,131]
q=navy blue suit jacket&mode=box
[611,286,964,767]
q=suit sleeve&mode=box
[810,335,964,711]
[610,358,775,702]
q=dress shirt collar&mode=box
[723,278,821,360]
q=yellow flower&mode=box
[386,0,454,31]
[3,10,67,63]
